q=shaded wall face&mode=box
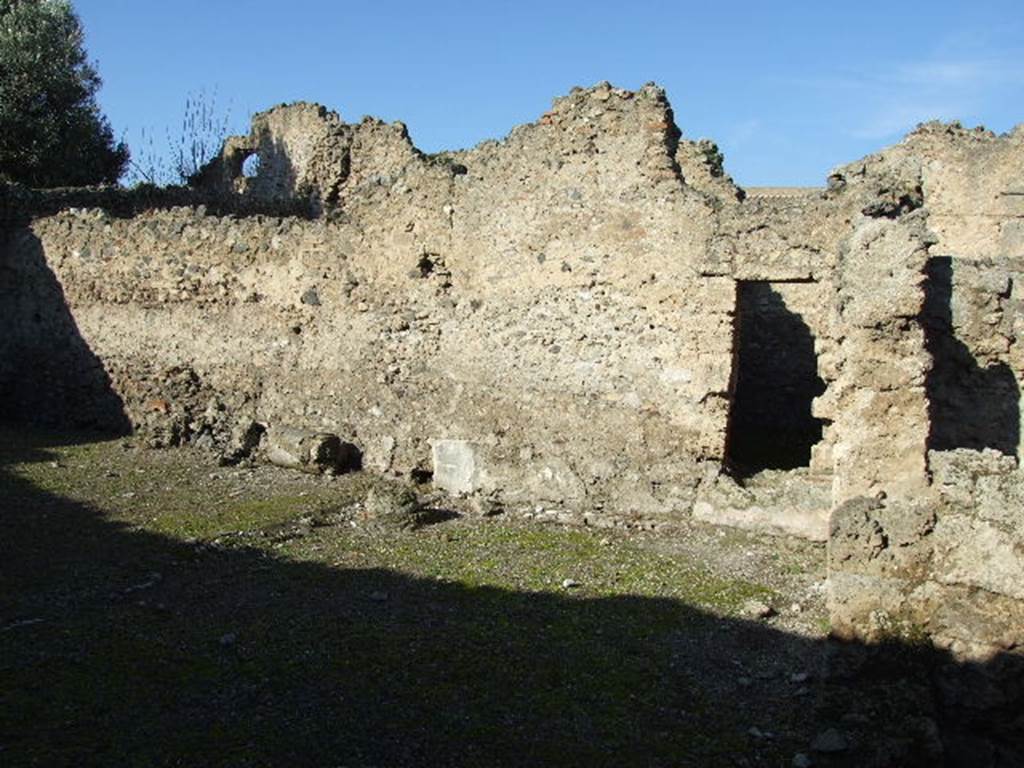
[912,128,1024,462]
[0,228,128,433]
[923,256,1020,458]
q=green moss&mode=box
[323,518,771,614]
[1,427,790,765]
[148,494,316,538]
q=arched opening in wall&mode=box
[726,281,826,478]
[242,153,262,179]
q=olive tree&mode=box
[0,0,128,187]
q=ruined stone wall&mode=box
[825,125,1024,661]
[2,86,1022,667]
[0,85,747,518]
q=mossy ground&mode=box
[1,427,824,767]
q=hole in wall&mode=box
[726,281,825,478]
[410,467,434,485]
[242,153,262,179]
[417,253,437,278]
[922,256,1019,457]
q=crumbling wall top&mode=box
[192,83,747,218]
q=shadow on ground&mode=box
[1,431,1022,768]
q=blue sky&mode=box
[75,0,1024,187]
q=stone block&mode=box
[264,426,361,475]
[431,439,480,495]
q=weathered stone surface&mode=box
[694,500,829,542]
[830,213,933,502]
[932,515,1024,601]
[694,470,831,541]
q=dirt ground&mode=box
[0,426,873,767]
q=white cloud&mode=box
[727,118,763,147]
[848,102,963,140]
[894,58,1024,88]
[828,54,1019,140]
[777,39,1023,142]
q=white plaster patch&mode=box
[431,439,480,495]
[659,367,693,385]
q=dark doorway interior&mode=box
[727,282,825,477]
[923,256,1019,458]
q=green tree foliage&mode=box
[0,0,128,187]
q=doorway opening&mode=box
[726,281,826,478]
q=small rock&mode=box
[469,494,503,517]
[737,676,752,687]
[790,672,809,683]
[792,753,813,768]
[219,420,266,466]
[300,287,321,306]
[123,572,162,594]
[369,591,388,602]
[362,485,423,528]
[219,633,237,647]
[741,599,776,619]
[264,426,359,475]
[561,579,580,589]
[811,728,848,753]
